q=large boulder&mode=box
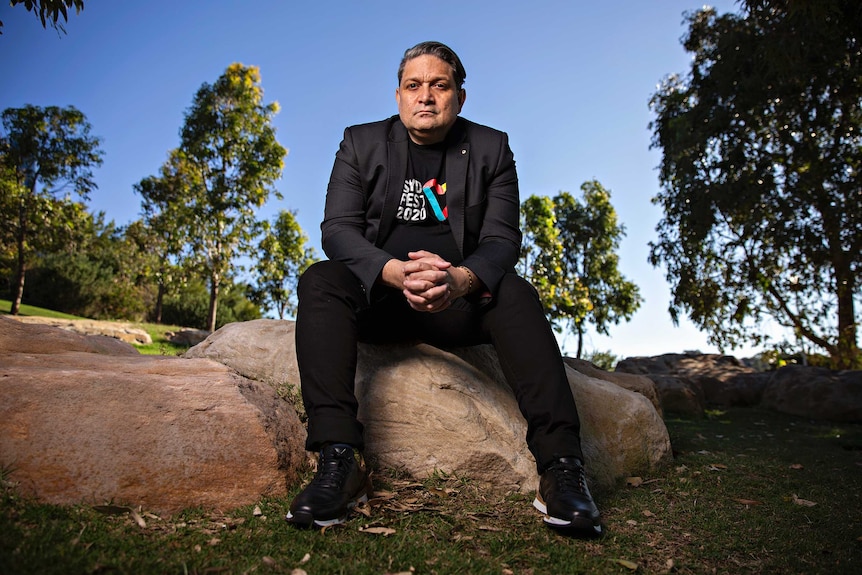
[6,315,152,345]
[0,317,306,515]
[188,319,673,494]
[761,365,862,422]
[563,357,663,417]
[616,353,770,415]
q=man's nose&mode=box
[418,84,434,102]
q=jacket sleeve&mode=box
[459,131,522,296]
[320,127,393,296]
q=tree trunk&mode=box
[835,261,859,369]
[576,325,584,359]
[206,274,219,333]
[154,281,165,324]
[10,204,27,316]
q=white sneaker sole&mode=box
[286,493,368,528]
[533,496,603,534]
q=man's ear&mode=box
[458,89,466,111]
[395,88,401,106]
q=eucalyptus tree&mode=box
[177,64,287,332]
[0,105,103,315]
[252,210,317,320]
[520,181,640,358]
[649,0,861,367]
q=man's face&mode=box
[396,54,466,145]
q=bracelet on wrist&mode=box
[458,266,474,294]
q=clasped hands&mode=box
[381,250,473,313]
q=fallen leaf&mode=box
[130,509,147,529]
[611,558,639,570]
[359,526,396,536]
[642,510,655,517]
[789,463,804,470]
[626,519,638,526]
[477,525,502,532]
[253,505,263,516]
[708,463,728,471]
[792,494,817,507]
[626,477,644,488]
[428,487,448,498]
[290,569,308,575]
[299,553,311,564]
[208,537,221,546]
[733,498,763,506]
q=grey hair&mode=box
[397,41,466,89]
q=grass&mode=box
[0,299,83,320]
[1,407,860,574]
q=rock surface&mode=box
[0,317,306,514]
[188,319,673,494]
[5,315,152,345]
[616,353,769,415]
[760,365,862,422]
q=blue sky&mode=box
[1,0,760,358]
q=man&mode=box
[285,41,601,535]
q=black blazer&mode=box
[321,115,522,301]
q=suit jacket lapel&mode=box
[445,119,469,258]
[377,122,408,247]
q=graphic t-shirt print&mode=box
[397,178,448,223]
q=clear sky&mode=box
[1,0,760,359]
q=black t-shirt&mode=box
[381,139,461,263]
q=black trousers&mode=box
[295,260,583,473]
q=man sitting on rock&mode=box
[285,40,601,536]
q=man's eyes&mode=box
[404,82,450,90]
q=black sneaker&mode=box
[285,444,370,528]
[533,457,602,535]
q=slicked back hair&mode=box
[397,41,467,89]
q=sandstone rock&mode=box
[166,329,211,347]
[0,316,139,356]
[616,353,768,414]
[191,319,673,494]
[6,315,152,345]
[563,357,663,417]
[761,365,862,422]
[0,319,306,515]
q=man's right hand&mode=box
[380,251,471,313]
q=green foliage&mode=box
[161,279,261,331]
[22,213,150,321]
[649,1,861,368]
[251,210,317,319]
[0,105,103,315]
[176,63,287,332]
[1,0,84,34]
[581,349,619,371]
[521,182,642,358]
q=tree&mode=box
[648,1,861,368]
[134,150,198,323]
[252,210,317,319]
[520,194,591,349]
[178,63,287,332]
[521,182,641,358]
[0,105,103,315]
[1,1,84,35]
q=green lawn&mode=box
[1,408,860,574]
[0,299,84,320]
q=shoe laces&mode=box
[547,459,588,495]
[311,446,355,489]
